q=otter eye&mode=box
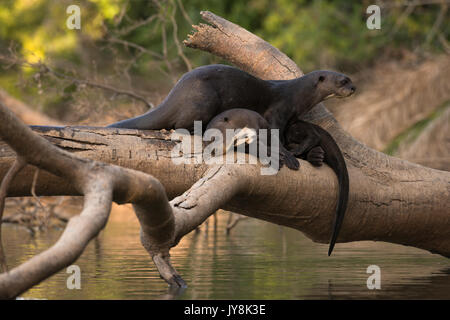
[224,117,229,122]
[340,79,348,86]
[318,75,325,82]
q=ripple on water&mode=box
[2,212,449,300]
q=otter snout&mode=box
[347,84,356,96]
[339,82,356,97]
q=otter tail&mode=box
[315,126,349,256]
[107,104,172,130]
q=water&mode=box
[3,207,449,300]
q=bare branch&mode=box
[113,0,129,27]
[172,165,245,239]
[184,11,302,80]
[0,184,113,299]
[0,10,449,298]
[438,33,450,53]
[169,0,192,71]
[226,213,247,234]
[0,157,26,272]
[424,1,448,47]
[0,54,154,109]
[380,0,450,8]
[176,0,193,26]
[0,100,182,296]
[158,3,176,83]
[105,36,163,60]
[30,169,52,229]
[389,1,416,37]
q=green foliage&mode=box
[252,0,448,71]
[0,0,448,113]
[1,0,447,72]
[0,0,106,62]
[108,0,449,73]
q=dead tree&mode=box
[0,12,448,299]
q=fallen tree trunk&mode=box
[0,89,64,126]
[397,105,450,171]
[1,124,448,256]
[332,56,450,150]
[0,11,449,298]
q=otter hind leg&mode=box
[306,146,325,167]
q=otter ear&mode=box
[316,75,325,86]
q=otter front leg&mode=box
[264,132,299,171]
[264,111,299,170]
[285,120,324,166]
[279,145,300,170]
[286,131,320,157]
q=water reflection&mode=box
[2,206,449,299]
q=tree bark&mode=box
[397,105,450,171]
[332,56,450,151]
[0,11,449,298]
[1,124,449,257]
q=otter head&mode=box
[313,71,356,100]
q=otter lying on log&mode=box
[108,64,355,169]
[285,120,350,256]
[205,108,298,170]
[108,64,355,254]
[206,107,350,255]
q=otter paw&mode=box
[280,151,300,170]
[306,146,325,167]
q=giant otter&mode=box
[205,108,299,170]
[107,64,355,137]
[207,108,352,255]
[206,109,349,255]
[108,64,355,254]
[285,120,350,256]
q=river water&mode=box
[3,206,449,300]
